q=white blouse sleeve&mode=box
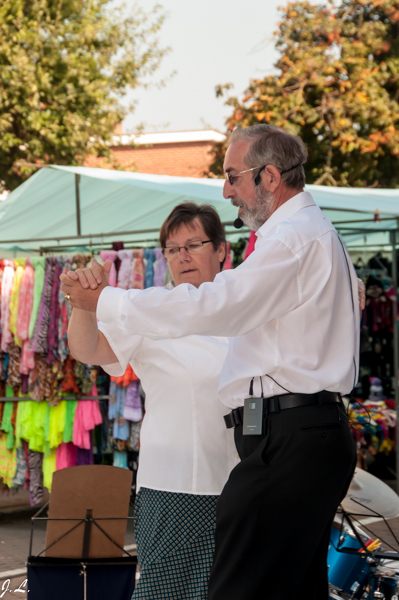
[97,321,143,376]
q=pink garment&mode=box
[117,250,134,290]
[223,242,233,270]
[17,258,35,373]
[17,258,34,341]
[153,248,168,286]
[99,251,118,287]
[243,231,256,261]
[73,384,103,449]
[20,339,35,375]
[132,249,145,290]
[1,261,15,352]
[56,442,78,470]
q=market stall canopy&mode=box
[0,165,398,255]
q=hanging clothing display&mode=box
[0,248,171,503]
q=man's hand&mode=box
[59,259,112,312]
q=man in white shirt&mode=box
[61,124,359,600]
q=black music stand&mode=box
[27,465,137,600]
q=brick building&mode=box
[84,129,226,178]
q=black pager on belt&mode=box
[243,377,264,436]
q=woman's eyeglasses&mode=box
[162,240,213,260]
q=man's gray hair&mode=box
[228,125,308,190]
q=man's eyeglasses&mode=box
[162,240,213,260]
[224,166,264,186]
[224,162,303,186]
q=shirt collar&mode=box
[255,191,316,241]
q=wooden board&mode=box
[45,465,132,558]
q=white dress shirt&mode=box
[98,192,360,409]
[98,311,238,495]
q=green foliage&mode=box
[210,0,399,187]
[0,0,167,190]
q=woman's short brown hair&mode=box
[159,202,226,264]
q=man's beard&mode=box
[233,186,275,231]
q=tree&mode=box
[210,0,399,188]
[0,0,167,190]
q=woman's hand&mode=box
[59,259,112,312]
[66,258,111,289]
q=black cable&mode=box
[264,374,294,394]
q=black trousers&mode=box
[207,402,357,600]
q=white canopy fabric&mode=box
[0,165,398,255]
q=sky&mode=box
[122,0,288,134]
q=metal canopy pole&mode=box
[390,230,399,493]
[75,173,81,236]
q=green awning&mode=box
[0,165,398,255]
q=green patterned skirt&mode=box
[133,487,219,600]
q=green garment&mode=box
[28,401,47,452]
[63,400,78,443]
[15,393,30,447]
[1,388,15,450]
[28,257,46,340]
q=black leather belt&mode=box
[223,391,342,429]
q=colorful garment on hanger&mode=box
[113,450,128,469]
[72,254,91,270]
[28,449,44,506]
[8,341,22,392]
[0,432,17,487]
[112,386,130,441]
[132,249,145,290]
[73,386,103,449]
[63,399,78,443]
[110,364,138,387]
[58,285,72,362]
[76,443,94,466]
[31,258,55,354]
[47,259,63,364]
[47,401,67,449]
[56,442,78,470]
[20,339,35,376]
[1,261,15,352]
[144,249,156,288]
[60,357,80,394]
[117,250,134,289]
[12,446,27,487]
[127,421,141,452]
[28,257,46,340]
[1,399,15,450]
[43,448,56,491]
[154,248,168,287]
[17,258,34,342]
[123,381,142,422]
[37,357,55,401]
[28,401,48,453]
[8,259,25,347]
[99,251,118,287]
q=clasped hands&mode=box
[59,258,112,312]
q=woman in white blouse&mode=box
[66,203,238,600]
